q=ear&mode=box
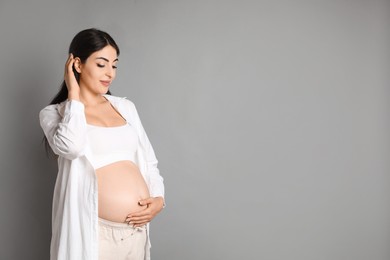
[73,57,82,73]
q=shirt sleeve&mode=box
[39,100,88,160]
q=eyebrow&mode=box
[96,57,119,62]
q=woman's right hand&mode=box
[64,53,80,100]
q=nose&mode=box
[106,66,115,78]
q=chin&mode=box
[97,88,109,95]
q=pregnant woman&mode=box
[39,28,165,260]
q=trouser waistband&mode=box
[98,217,146,230]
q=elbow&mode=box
[53,137,86,160]
[64,147,85,160]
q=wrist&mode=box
[68,90,80,101]
[155,196,165,208]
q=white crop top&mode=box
[86,122,138,169]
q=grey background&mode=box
[0,0,389,259]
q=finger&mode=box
[127,214,150,223]
[129,217,151,226]
[138,197,154,206]
[65,53,73,66]
[127,205,151,218]
[126,209,152,221]
[133,221,149,228]
[65,54,74,74]
[67,56,76,72]
[129,218,151,227]
[127,214,152,222]
[126,209,152,220]
[128,220,149,228]
[127,202,162,220]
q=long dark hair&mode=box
[43,28,120,156]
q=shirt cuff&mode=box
[64,99,85,114]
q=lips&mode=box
[100,80,111,87]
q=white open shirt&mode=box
[39,95,165,260]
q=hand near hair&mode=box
[125,197,164,227]
[64,53,80,101]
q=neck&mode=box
[79,88,107,107]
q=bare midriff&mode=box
[96,160,150,223]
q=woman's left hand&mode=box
[126,197,164,227]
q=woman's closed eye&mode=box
[97,64,117,69]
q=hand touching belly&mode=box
[96,161,150,223]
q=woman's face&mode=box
[77,45,118,94]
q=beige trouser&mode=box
[98,217,147,260]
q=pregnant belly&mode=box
[96,160,150,223]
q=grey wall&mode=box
[0,0,389,259]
